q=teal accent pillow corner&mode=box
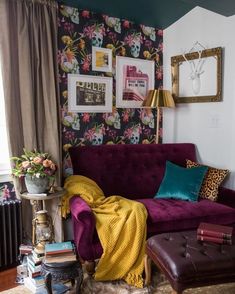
[155,161,208,202]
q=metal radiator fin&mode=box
[0,200,23,270]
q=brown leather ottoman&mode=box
[145,231,235,294]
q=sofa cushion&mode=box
[155,161,208,202]
[186,159,229,202]
[137,198,235,236]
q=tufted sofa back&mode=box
[69,143,196,199]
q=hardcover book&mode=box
[197,234,232,245]
[45,253,77,264]
[45,241,74,255]
[197,222,233,239]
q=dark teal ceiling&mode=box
[58,0,235,29]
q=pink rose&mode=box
[33,156,43,164]
[21,161,30,169]
[43,159,52,167]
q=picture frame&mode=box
[92,47,112,73]
[171,47,222,103]
[68,74,113,113]
[116,56,155,108]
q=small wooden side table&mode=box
[41,260,83,294]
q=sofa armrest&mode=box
[218,186,235,209]
[69,196,96,261]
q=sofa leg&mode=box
[144,254,152,286]
[85,261,95,275]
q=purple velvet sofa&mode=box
[68,143,235,262]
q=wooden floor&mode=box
[0,267,17,292]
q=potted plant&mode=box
[11,149,57,194]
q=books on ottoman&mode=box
[197,222,233,239]
[197,222,233,245]
[197,234,232,245]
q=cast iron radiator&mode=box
[0,200,23,270]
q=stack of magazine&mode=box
[197,222,233,245]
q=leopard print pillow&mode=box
[186,159,229,202]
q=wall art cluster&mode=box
[58,5,163,177]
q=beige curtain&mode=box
[0,0,62,242]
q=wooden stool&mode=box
[41,260,83,294]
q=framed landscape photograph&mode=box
[92,47,112,73]
[116,56,155,108]
[68,74,113,113]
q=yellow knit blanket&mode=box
[62,175,147,288]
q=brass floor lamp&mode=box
[142,90,175,143]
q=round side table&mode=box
[41,260,83,294]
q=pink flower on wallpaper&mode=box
[156,68,163,80]
[82,10,90,18]
[158,42,163,51]
[63,22,75,34]
[65,130,76,141]
[2,185,10,200]
[122,113,129,123]
[81,55,91,72]
[84,128,95,141]
[108,31,117,43]
[144,40,152,49]
[124,128,133,139]
[83,25,95,39]
[123,20,130,28]
[82,113,91,123]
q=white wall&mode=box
[163,7,235,189]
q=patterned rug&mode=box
[2,270,235,294]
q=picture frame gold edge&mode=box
[171,47,222,103]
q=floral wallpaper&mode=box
[0,181,16,202]
[58,5,163,177]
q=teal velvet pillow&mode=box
[155,161,208,201]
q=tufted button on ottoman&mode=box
[41,260,83,294]
[145,230,235,294]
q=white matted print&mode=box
[68,74,113,113]
[116,56,155,108]
[92,47,112,73]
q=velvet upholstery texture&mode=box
[69,143,197,199]
[68,143,235,262]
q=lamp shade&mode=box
[142,90,175,108]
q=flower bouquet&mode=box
[11,149,57,194]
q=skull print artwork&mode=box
[92,132,103,145]
[83,23,105,48]
[124,32,143,58]
[92,31,103,47]
[124,124,142,144]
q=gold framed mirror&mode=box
[171,47,222,103]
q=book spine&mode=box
[197,228,232,240]
[45,249,73,256]
[197,235,232,245]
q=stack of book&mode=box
[197,222,233,245]
[45,241,77,263]
[25,249,45,293]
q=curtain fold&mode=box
[0,0,62,242]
